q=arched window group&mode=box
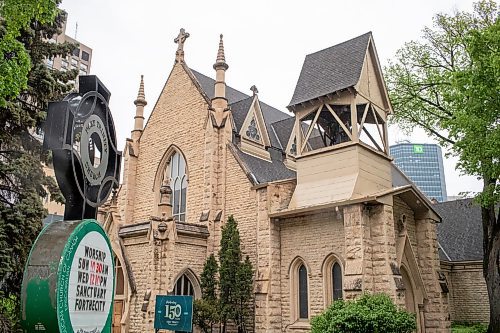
[292,256,343,321]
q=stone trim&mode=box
[175,221,209,239]
[118,221,150,237]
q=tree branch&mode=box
[406,113,456,145]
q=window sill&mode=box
[289,320,310,330]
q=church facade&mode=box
[99,30,451,332]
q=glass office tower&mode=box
[390,143,448,202]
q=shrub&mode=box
[311,293,416,333]
[451,322,488,333]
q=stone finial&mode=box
[158,178,173,218]
[250,85,259,96]
[213,34,228,70]
[132,75,147,138]
[134,75,147,106]
[174,28,190,62]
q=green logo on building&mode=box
[413,144,424,154]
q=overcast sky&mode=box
[59,0,483,197]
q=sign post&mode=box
[21,76,121,333]
[154,295,194,332]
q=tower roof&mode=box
[288,32,372,108]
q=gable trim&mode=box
[141,63,211,139]
[239,96,271,147]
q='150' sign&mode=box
[165,302,182,320]
[154,295,193,332]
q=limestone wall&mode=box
[131,64,210,224]
[442,261,490,324]
[224,151,258,263]
[279,211,344,332]
[393,197,418,255]
[122,236,154,332]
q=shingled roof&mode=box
[288,32,372,107]
[191,69,291,150]
[434,198,483,262]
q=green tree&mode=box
[0,2,77,330]
[0,0,59,107]
[218,215,253,333]
[311,294,416,333]
[234,256,253,333]
[194,254,219,333]
[385,1,499,331]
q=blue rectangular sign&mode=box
[154,295,193,332]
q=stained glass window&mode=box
[245,116,261,142]
[298,264,308,319]
[332,262,343,301]
[168,152,187,222]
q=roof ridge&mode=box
[229,95,253,106]
[270,116,294,126]
[190,68,250,100]
[305,31,372,58]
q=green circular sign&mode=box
[22,219,114,333]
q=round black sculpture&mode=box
[43,76,121,220]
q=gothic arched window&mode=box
[323,255,344,306]
[174,274,194,296]
[332,262,343,301]
[167,151,187,222]
[298,264,309,319]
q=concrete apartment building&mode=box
[46,15,92,79]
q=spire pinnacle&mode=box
[213,34,228,70]
[132,75,146,139]
[134,75,147,106]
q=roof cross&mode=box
[250,85,259,96]
[174,28,190,53]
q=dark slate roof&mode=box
[288,32,372,107]
[230,96,254,131]
[434,198,483,261]
[233,148,296,183]
[260,101,290,148]
[271,117,295,149]
[191,68,291,149]
[192,70,248,104]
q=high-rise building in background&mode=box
[390,142,448,202]
[46,14,92,85]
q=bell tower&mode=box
[287,32,393,210]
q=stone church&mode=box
[99,30,451,332]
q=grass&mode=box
[451,322,488,333]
